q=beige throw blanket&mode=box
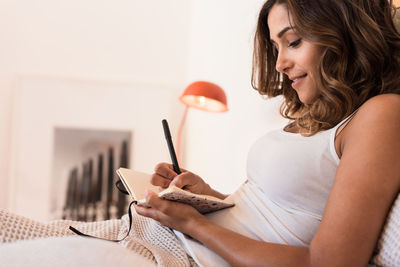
[0,209,197,267]
[2,192,399,266]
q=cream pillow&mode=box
[370,193,400,266]
[0,236,156,267]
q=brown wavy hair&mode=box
[252,0,400,135]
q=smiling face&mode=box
[268,3,324,105]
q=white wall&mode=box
[0,0,191,211]
[184,0,287,194]
[10,77,174,220]
[0,0,18,210]
[0,0,288,216]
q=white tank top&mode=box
[175,117,350,267]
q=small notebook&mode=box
[116,168,234,214]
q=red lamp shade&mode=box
[179,81,228,112]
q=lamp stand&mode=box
[176,105,189,165]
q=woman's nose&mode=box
[275,50,292,74]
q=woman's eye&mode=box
[288,38,302,47]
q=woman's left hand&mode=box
[134,190,206,233]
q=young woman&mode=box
[134,0,400,266]
[1,0,399,266]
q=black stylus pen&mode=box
[162,119,181,174]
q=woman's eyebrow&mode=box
[270,26,293,44]
[277,26,292,38]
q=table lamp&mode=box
[176,81,228,162]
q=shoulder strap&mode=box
[335,109,359,138]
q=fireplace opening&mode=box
[50,127,132,221]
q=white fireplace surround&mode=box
[9,76,179,221]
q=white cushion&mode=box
[371,193,400,266]
[0,236,156,267]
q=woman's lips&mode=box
[291,74,307,89]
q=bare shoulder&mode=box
[344,93,400,141]
[355,93,400,119]
[363,93,400,104]
[342,93,400,181]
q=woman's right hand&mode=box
[150,162,213,196]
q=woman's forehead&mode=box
[268,4,292,40]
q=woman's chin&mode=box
[297,91,317,105]
[297,94,310,105]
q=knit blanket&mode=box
[2,192,399,266]
[0,209,197,267]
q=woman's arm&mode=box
[136,94,400,266]
[309,94,400,265]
